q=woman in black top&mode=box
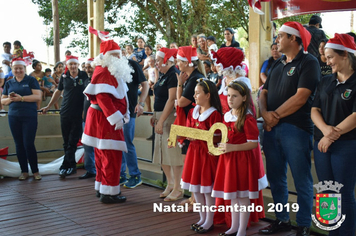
[220,28,240,48]
[311,33,356,236]
[151,48,183,201]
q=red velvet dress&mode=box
[212,112,268,199]
[181,105,222,193]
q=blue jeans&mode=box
[121,117,141,177]
[264,122,313,227]
[82,122,96,174]
[314,140,356,236]
[8,115,39,173]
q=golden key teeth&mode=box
[168,123,228,156]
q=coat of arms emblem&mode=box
[311,181,346,231]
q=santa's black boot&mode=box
[100,194,126,204]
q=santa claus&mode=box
[81,39,133,204]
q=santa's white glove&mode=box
[114,119,124,130]
[123,113,130,124]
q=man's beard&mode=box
[99,54,134,84]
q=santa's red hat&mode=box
[211,47,245,75]
[325,33,356,54]
[177,46,198,67]
[86,58,94,64]
[279,21,311,53]
[12,58,26,66]
[66,55,79,65]
[156,48,177,67]
[100,40,121,56]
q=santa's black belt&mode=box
[90,104,103,112]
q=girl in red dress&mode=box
[212,81,268,236]
[180,79,222,233]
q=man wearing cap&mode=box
[258,22,320,236]
[79,58,96,179]
[306,14,327,58]
[42,55,88,178]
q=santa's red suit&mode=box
[81,62,130,196]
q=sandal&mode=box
[159,185,173,198]
[33,172,42,180]
[18,173,29,181]
[164,189,184,202]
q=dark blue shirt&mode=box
[133,48,147,63]
[3,75,40,117]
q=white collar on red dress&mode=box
[192,105,217,121]
[224,109,253,123]
[224,110,237,122]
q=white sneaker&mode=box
[0,109,6,117]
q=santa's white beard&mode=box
[96,54,134,83]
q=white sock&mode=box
[225,198,240,234]
[200,193,215,229]
[237,197,250,236]
[194,192,206,225]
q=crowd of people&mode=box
[1,14,356,236]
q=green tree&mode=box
[274,14,317,29]
[32,0,250,56]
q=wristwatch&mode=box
[139,102,145,107]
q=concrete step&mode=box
[133,137,153,162]
[134,115,154,138]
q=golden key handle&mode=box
[168,122,228,156]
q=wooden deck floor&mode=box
[0,169,301,236]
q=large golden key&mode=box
[168,122,228,156]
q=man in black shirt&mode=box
[42,55,88,178]
[120,59,148,189]
[306,15,327,58]
[258,22,320,236]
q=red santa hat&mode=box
[156,47,177,67]
[100,40,121,56]
[279,21,311,54]
[12,58,26,66]
[177,46,198,67]
[325,33,356,54]
[211,47,246,75]
[86,58,94,64]
[66,55,79,65]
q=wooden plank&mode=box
[0,169,301,236]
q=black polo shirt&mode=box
[154,66,179,112]
[313,73,356,141]
[58,70,88,118]
[182,69,205,116]
[127,59,146,118]
[263,49,320,134]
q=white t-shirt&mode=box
[1,53,12,76]
[148,67,156,83]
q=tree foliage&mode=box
[32,0,250,56]
[274,14,317,28]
